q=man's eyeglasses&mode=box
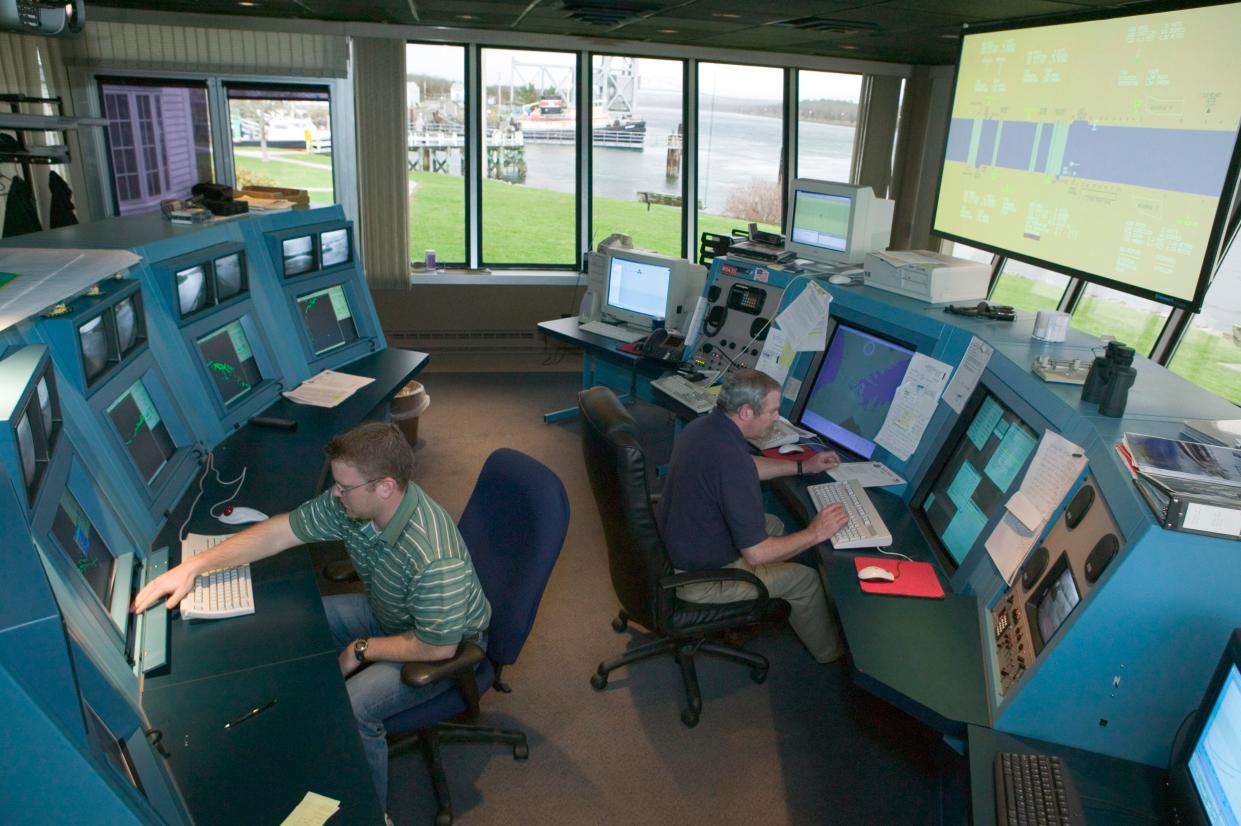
[333,477,383,495]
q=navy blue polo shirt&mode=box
[656,409,767,569]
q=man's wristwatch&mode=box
[353,638,369,663]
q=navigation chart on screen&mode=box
[802,326,911,447]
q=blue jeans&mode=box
[322,593,487,806]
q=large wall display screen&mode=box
[933,3,1241,309]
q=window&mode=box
[1072,284,1170,357]
[795,70,862,183]
[698,63,784,238]
[990,260,1070,315]
[99,79,212,216]
[226,83,334,206]
[1169,244,1241,404]
[481,48,578,266]
[407,43,467,266]
[591,56,683,257]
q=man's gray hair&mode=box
[716,368,780,415]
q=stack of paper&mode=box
[1123,433,1241,488]
[283,370,375,408]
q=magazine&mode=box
[1123,433,1241,488]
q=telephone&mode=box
[640,328,687,363]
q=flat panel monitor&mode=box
[50,487,118,621]
[78,314,113,384]
[1169,628,1241,826]
[320,228,350,268]
[603,252,673,330]
[790,320,914,459]
[213,252,245,301]
[932,3,1241,311]
[913,387,1039,571]
[106,379,175,485]
[297,284,359,355]
[196,319,263,407]
[785,179,893,266]
[176,265,208,317]
[282,235,317,278]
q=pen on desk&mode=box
[224,699,277,729]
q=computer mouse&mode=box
[218,506,269,525]
[857,565,896,583]
[777,443,804,455]
[828,273,855,285]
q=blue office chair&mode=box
[385,448,569,826]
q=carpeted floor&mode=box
[382,371,965,825]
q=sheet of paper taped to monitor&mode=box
[863,250,990,304]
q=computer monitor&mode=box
[213,252,245,301]
[1169,628,1241,826]
[912,387,1040,571]
[282,235,317,278]
[196,319,263,407]
[15,410,37,496]
[297,284,359,355]
[106,379,175,485]
[603,252,671,331]
[176,265,208,317]
[320,228,350,268]
[77,314,112,384]
[49,487,118,623]
[114,295,141,357]
[790,320,915,459]
[784,179,895,266]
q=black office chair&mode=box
[578,385,775,727]
[384,448,570,825]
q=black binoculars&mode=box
[1081,340,1136,417]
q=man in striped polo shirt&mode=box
[132,422,491,809]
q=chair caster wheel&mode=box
[590,672,608,690]
[611,616,628,633]
[750,667,768,684]
[435,811,453,826]
[513,742,529,760]
[680,708,700,727]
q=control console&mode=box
[688,259,789,373]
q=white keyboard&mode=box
[579,319,647,343]
[807,479,893,550]
[180,533,255,620]
[651,374,717,413]
[750,417,801,450]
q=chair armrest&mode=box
[660,568,770,600]
[399,641,485,688]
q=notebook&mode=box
[853,557,945,598]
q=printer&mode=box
[863,250,991,304]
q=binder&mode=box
[1134,472,1241,541]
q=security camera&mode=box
[0,0,86,37]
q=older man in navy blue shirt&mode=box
[656,368,848,662]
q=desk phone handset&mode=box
[640,329,686,363]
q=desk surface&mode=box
[775,476,991,731]
[142,347,427,825]
[968,726,1168,825]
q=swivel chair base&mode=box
[389,721,529,826]
[590,610,769,727]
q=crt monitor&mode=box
[320,228,350,268]
[790,319,914,459]
[1169,628,1241,826]
[77,314,112,384]
[113,294,143,357]
[49,487,120,627]
[912,386,1040,571]
[196,319,263,407]
[176,264,208,317]
[297,284,359,355]
[282,235,317,277]
[7,357,60,506]
[213,252,246,301]
[603,252,671,330]
[784,179,894,266]
[106,378,176,485]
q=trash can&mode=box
[389,381,430,448]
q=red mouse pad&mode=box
[853,557,945,598]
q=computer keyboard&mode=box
[180,533,255,620]
[579,319,647,343]
[994,752,1085,826]
[750,417,801,450]
[806,479,893,549]
[651,373,718,414]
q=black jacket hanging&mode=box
[48,170,78,228]
[2,174,43,238]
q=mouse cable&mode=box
[177,451,248,543]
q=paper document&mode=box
[283,370,375,408]
[828,461,906,488]
[1183,504,1241,537]
[755,326,795,385]
[0,248,142,332]
[942,337,993,413]
[774,281,832,352]
[874,353,953,461]
[985,512,1040,584]
[280,792,340,826]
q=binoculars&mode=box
[1081,341,1136,417]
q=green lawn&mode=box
[233,148,335,206]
